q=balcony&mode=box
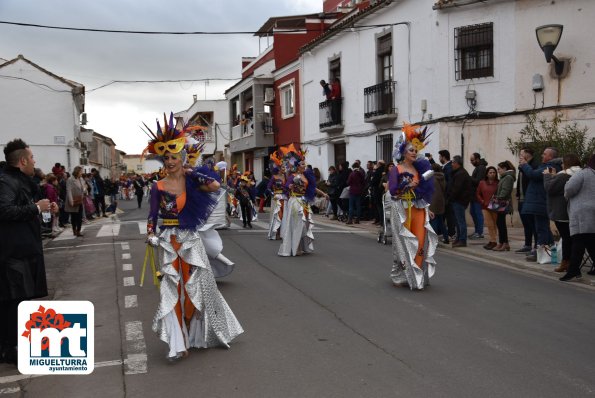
[364,80,398,125]
[319,98,343,133]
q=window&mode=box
[280,80,295,119]
[329,57,341,81]
[455,22,493,80]
[136,164,143,171]
[376,134,393,163]
[377,33,393,82]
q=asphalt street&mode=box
[1,199,594,397]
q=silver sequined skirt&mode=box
[389,199,438,290]
[152,227,243,357]
[278,196,314,256]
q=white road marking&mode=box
[137,221,147,234]
[124,295,138,308]
[122,253,131,260]
[121,242,130,250]
[123,276,135,286]
[123,263,133,271]
[52,225,86,241]
[0,387,20,394]
[45,242,115,251]
[97,224,121,237]
[124,321,148,375]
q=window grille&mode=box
[455,22,493,80]
[376,134,393,163]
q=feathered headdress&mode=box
[393,123,432,162]
[141,112,186,159]
[185,142,205,167]
[279,143,307,173]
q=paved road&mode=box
[1,199,594,397]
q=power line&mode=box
[0,20,399,36]
[0,20,318,35]
[87,78,240,92]
[0,74,240,93]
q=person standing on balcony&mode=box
[320,80,331,100]
[330,78,342,125]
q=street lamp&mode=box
[535,24,568,77]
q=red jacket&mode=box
[476,180,498,210]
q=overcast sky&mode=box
[0,0,321,154]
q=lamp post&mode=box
[535,24,568,77]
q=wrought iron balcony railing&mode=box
[364,80,397,120]
[319,98,343,130]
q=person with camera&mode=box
[519,147,560,261]
[0,139,56,364]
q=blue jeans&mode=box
[452,202,468,242]
[469,201,484,235]
[518,201,537,247]
[348,194,361,220]
[534,214,553,246]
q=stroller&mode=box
[377,191,392,245]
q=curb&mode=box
[311,213,595,288]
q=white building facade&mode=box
[0,55,85,173]
[300,0,595,175]
[174,99,230,161]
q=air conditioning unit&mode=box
[264,88,275,104]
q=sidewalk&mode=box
[311,214,595,287]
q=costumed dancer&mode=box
[143,113,243,360]
[234,175,254,228]
[388,123,438,290]
[267,150,287,240]
[185,142,235,278]
[277,144,317,256]
[227,165,240,218]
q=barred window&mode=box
[455,22,493,80]
[376,133,393,163]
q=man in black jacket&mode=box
[447,156,473,247]
[0,139,54,364]
[469,153,487,239]
[91,168,108,217]
[439,149,456,241]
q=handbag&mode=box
[72,195,83,207]
[487,196,511,213]
[84,196,96,214]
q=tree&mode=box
[507,112,595,163]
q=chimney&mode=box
[193,94,198,103]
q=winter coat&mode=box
[429,171,446,215]
[347,167,366,196]
[327,173,339,197]
[543,168,579,222]
[93,175,105,196]
[476,179,499,210]
[519,160,559,216]
[370,165,385,197]
[471,159,488,191]
[447,167,473,206]
[564,167,595,236]
[516,157,538,201]
[495,171,516,201]
[0,165,48,300]
[65,176,85,213]
[442,161,453,190]
[43,183,59,203]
